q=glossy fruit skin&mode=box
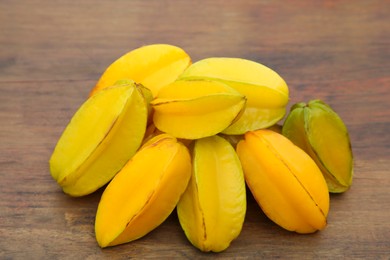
[95,134,191,247]
[50,83,150,196]
[90,44,191,97]
[151,79,246,139]
[178,57,289,134]
[282,100,354,193]
[237,130,329,233]
[48,44,350,252]
[177,135,246,252]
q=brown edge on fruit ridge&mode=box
[59,86,133,188]
[256,132,328,225]
[303,107,351,190]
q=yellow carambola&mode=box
[49,82,150,196]
[177,135,246,252]
[282,100,354,193]
[90,44,191,97]
[95,134,191,247]
[151,80,246,139]
[237,130,329,233]
[178,57,289,134]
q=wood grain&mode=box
[1,0,389,259]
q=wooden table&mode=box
[1,1,389,258]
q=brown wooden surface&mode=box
[1,1,389,259]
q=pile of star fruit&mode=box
[49,44,353,252]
